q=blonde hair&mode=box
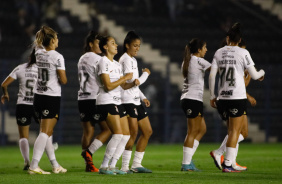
[34,26,57,47]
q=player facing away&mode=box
[1,62,39,170]
[209,22,265,172]
[77,31,111,172]
[28,26,67,174]
[119,31,153,173]
[210,39,256,171]
[180,38,211,171]
[95,35,137,175]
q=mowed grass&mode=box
[0,143,282,184]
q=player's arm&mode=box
[57,70,67,85]
[120,72,138,90]
[135,68,150,86]
[139,89,150,107]
[1,76,15,104]
[246,92,256,107]
[244,70,251,87]
[209,67,217,108]
[247,66,265,81]
[101,73,133,91]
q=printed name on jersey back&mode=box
[37,53,49,62]
[220,90,233,97]
[37,62,51,68]
[23,96,34,102]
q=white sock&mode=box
[191,139,199,155]
[225,147,236,166]
[19,138,30,164]
[45,136,59,168]
[100,134,123,168]
[182,146,193,165]
[235,134,244,158]
[122,150,132,171]
[88,139,103,154]
[109,135,130,168]
[216,135,228,155]
[132,151,145,168]
[30,132,49,169]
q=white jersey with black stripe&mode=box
[9,63,38,105]
[119,53,141,105]
[96,56,123,105]
[181,55,211,102]
[77,52,101,100]
[211,46,255,99]
[34,47,65,96]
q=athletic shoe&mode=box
[28,167,51,174]
[181,163,200,172]
[109,167,127,175]
[233,163,247,171]
[121,168,134,174]
[99,167,115,175]
[52,166,67,174]
[81,150,99,172]
[222,163,241,173]
[210,150,223,170]
[131,167,152,173]
[23,163,30,170]
[190,160,201,172]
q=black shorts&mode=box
[180,99,203,118]
[123,103,148,121]
[78,100,102,125]
[16,104,39,126]
[216,99,247,120]
[97,104,124,121]
[34,94,61,120]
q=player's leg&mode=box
[18,125,30,170]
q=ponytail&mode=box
[182,45,191,78]
[34,26,57,48]
[27,48,36,68]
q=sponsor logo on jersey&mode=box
[42,110,49,116]
[198,60,205,69]
[220,90,233,96]
[113,96,121,101]
[134,97,140,101]
[245,55,250,65]
[187,109,192,115]
[229,108,238,115]
[18,117,27,124]
[93,114,100,120]
[23,97,34,102]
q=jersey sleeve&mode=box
[122,58,133,74]
[56,54,66,70]
[9,65,20,80]
[98,58,109,75]
[243,50,255,69]
[211,55,218,69]
[199,58,211,71]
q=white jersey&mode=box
[119,53,142,105]
[181,55,211,102]
[34,47,65,96]
[77,52,101,100]
[9,63,38,105]
[211,46,254,99]
[96,56,123,105]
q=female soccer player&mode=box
[1,61,38,170]
[119,31,153,173]
[28,26,67,174]
[209,22,265,172]
[180,38,211,171]
[96,35,136,175]
[77,31,111,172]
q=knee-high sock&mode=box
[100,134,123,168]
[109,135,130,168]
[30,132,49,169]
[19,138,30,164]
[191,139,199,155]
[225,147,236,166]
[45,135,59,168]
[88,139,103,154]
[132,151,145,168]
[182,146,193,165]
[122,150,132,171]
[235,134,244,158]
[216,135,228,155]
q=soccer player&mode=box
[119,31,153,173]
[209,22,265,172]
[77,31,111,172]
[180,38,211,171]
[95,35,136,175]
[28,26,67,174]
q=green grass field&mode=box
[0,143,282,184]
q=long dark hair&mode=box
[181,38,206,78]
[123,31,140,53]
[83,31,103,53]
[99,35,112,55]
[27,26,57,68]
[227,22,242,44]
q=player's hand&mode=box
[210,98,217,108]
[143,99,150,107]
[124,73,133,80]
[1,95,9,104]
[247,95,257,107]
[142,68,151,75]
[258,75,264,81]
[134,79,140,86]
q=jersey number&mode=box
[38,68,49,86]
[25,79,34,96]
[219,67,235,87]
[78,73,89,92]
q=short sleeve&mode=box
[9,65,20,80]
[98,58,109,75]
[211,56,218,69]
[199,58,211,71]
[243,50,255,69]
[56,54,65,70]
[122,58,133,74]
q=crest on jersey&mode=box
[229,108,238,115]
[187,109,192,115]
[93,114,100,120]
[42,110,49,116]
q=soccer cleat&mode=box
[52,165,67,174]
[23,163,30,170]
[131,167,152,173]
[121,168,134,174]
[28,167,51,174]
[233,163,247,171]
[222,163,241,173]
[81,150,99,172]
[181,162,200,172]
[109,167,127,175]
[99,167,115,175]
[210,151,223,170]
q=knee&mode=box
[130,129,138,139]
[143,128,153,139]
